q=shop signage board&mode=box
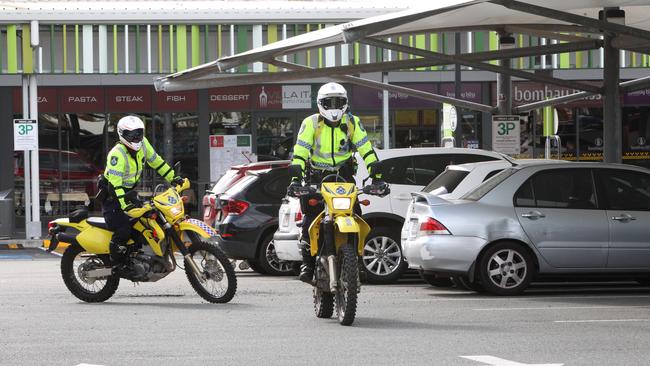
[154,90,199,112]
[492,115,521,155]
[350,83,442,109]
[60,87,105,112]
[282,85,312,109]
[208,86,251,110]
[106,87,151,112]
[209,134,256,182]
[13,119,38,151]
[253,85,283,110]
[12,87,58,113]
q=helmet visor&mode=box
[319,96,347,110]
[121,128,144,143]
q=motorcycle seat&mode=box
[87,217,110,230]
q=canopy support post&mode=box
[497,33,514,116]
[602,8,625,164]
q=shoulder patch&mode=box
[110,156,118,166]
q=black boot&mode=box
[109,240,128,268]
[298,240,315,284]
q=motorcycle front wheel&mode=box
[313,261,334,318]
[336,243,359,326]
[61,245,120,303]
[185,233,237,303]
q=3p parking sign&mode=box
[13,119,39,151]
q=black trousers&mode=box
[102,198,131,246]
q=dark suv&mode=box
[216,166,295,275]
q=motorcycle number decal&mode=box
[336,186,346,194]
[168,196,177,204]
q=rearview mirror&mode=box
[371,160,385,177]
[173,161,181,175]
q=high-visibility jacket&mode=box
[291,113,379,179]
[104,137,174,209]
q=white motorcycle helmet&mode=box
[317,82,348,123]
[117,115,145,151]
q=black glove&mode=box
[171,176,185,187]
[370,179,390,197]
[287,181,302,197]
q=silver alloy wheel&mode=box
[486,249,527,289]
[362,236,402,276]
[265,240,293,273]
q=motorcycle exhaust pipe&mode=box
[328,255,337,293]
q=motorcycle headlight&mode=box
[332,197,351,210]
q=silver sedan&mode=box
[401,162,650,295]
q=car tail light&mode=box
[295,209,303,225]
[222,199,249,216]
[419,217,450,236]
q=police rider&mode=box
[102,116,184,269]
[288,82,385,283]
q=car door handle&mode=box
[395,194,412,201]
[612,214,636,222]
[521,211,545,219]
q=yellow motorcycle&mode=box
[47,179,237,304]
[290,167,389,326]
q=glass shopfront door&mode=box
[253,112,301,161]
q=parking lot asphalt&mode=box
[1,249,650,366]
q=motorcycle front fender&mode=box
[179,218,217,239]
[333,215,371,256]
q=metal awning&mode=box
[155,0,650,93]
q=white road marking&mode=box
[554,319,650,323]
[473,305,650,311]
[461,355,563,366]
[77,364,105,366]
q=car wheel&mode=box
[362,228,408,284]
[247,260,267,275]
[418,271,453,287]
[451,276,484,292]
[477,242,534,296]
[256,233,295,276]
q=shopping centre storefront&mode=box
[4,80,650,223]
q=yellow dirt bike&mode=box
[290,168,389,326]
[47,179,237,304]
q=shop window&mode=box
[623,107,650,168]
[395,111,418,127]
[357,115,384,149]
[576,108,603,162]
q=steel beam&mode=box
[490,0,650,42]
[157,37,602,88]
[620,76,650,94]
[360,38,602,94]
[267,59,496,113]
[502,25,593,43]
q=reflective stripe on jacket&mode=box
[103,137,174,209]
[291,113,379,179]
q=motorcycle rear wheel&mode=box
[185,233,237,303]
[336,244,359,326]
[61,245,119,303]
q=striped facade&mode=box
[2,23,649,75]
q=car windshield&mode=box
[422,169,469,194]
[461,168,517,201]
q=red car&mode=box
[203,160,291,228]
[14,149,103,200]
